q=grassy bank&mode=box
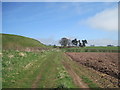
[1,34,46,50]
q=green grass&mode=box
[84,46,119,50]
[1,33,46,50]
[2,49,77,88]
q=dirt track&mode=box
[63,61,89,89]
[66,52,119,79]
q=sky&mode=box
[2,2,118,46]
[2,0,120,2]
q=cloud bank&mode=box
[86,7,118,31]
[38,38,59,46]
[87,39,118,46]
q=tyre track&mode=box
[62,61,89,89]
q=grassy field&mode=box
[60,46,119,53]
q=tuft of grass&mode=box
[81,75,100,89]
[56,66,77,88]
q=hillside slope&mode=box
[1,34,46,50]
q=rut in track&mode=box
[31,73,41,89]
[63,61,89,89]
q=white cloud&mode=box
[37,38,59,45]
[87,39,118,46]
[85,7,118,31]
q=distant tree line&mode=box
[59,37,88,47]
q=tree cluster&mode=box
[59,38,87,47]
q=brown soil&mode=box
[63,61,89,89]
[66,52,119,79]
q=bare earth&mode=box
[66,52,119,79]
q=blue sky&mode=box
[2,2,118,46]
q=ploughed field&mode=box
[66,52,119,80]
